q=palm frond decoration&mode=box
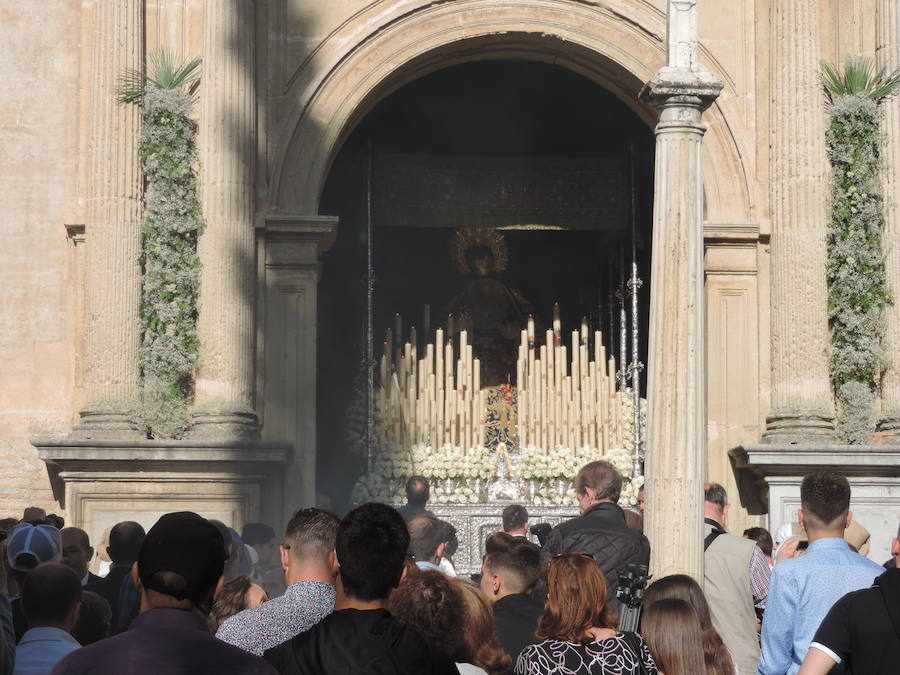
[821,55,900,103]
[117,48,202,103]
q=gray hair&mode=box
[704,483,728,509]
[575,461,622,502]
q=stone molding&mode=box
[270,0,751,223]
[258,214,338,516]
[34,438,290,551]
[730,444,900,478]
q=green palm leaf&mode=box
[117,48,202,103]
[821,55,900,102]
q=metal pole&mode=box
[628,145,644,478]
[617,246,628,391]
[365,140,375,475]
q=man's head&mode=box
[134,511,227,614]
[280,508,340,584]
[60,527,94,581]
[335,503,409,602]
[21,562,82,632]
[405,476,430,508]
[501,504,529,536]
[107,521,146,567]
[6,522,63,585]
[408,515,446,565]
[799,472,852,535]
[480,539,541,603]
[742,527,773,558]
[243,522,277,568]
[574,461,622,514]
[637,487,646,515]
[703,482,730,526]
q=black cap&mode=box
[138,512,226,603]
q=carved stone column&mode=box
[642,72,720,580]
[192,0,260,438]
[877,0,900,435]
[764,0,837,442]
[75,1,143,437]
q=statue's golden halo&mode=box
[450,227,509,276]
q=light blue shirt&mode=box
[757,537,883,675]
[14,627,80,675]
[415,560,443,573]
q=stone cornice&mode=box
[639,66,723,112]
[33,438,291,474]
[730,444,900,478]
[260,214,339,255]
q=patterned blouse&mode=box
[515,633,659,675]
[215,580,335,656]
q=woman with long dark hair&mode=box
[640,599,707,675]
[515,553,657,675]
[641,574,735,675]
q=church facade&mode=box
[1,0,898,576]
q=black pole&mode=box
[365,140,375,475]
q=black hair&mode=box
[22,563,82,627]
[336,503,409,601]
[484,540,542,593]
[242,522,276,547]
[801,472,851,527]
[108,521,146,565]
[502,504,529,532]
[72,591,111,645]
[405,476,430,507]
[742,527,773,557]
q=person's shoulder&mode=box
[49,633,130,674]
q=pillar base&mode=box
[762,413,838,444]
[71,406,143,440]
[189,408,260,440]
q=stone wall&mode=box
[0,0,893,534]
[0,0,84,515]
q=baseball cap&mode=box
[138,512,226,603]
[6,523,63,571]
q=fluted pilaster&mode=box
[75,0,143,436]
[192,0,260,438]
[877,0,900,435]
[764,0,837,442]
[642,75,721,580]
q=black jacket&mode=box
[493,593,544,663]
[540,502,650,605]
[263,608,459,675]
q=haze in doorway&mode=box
[316,60,654,510]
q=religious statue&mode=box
[445,228,537,386]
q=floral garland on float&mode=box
[350,390,645,507]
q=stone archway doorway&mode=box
[314,59,656,506]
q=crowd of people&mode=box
[0,462,896,674]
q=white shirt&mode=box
[14,627,80,675]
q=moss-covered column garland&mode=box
[119,53,204,437]
[822,57,900,443]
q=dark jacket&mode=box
[264,608,459,675]
[492,593,543,663]
[85,565,139,634]
[540,502,650,605]
[50,608,276,675]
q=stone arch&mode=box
[271,0,752,223]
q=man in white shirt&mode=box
[14,563,81,675]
